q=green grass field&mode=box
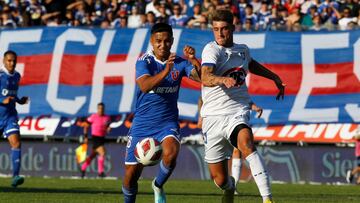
[0,177,360,203]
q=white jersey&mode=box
[201,41,252,117]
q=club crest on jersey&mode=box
[223,67,247,86]
[171,70,180,81]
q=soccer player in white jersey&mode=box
[122,23,201,203]
[200,10,285,203]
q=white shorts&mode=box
[202,110,250,163]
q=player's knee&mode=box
[212,174,227,189]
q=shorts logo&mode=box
[2,89,8,96]
[171,70,180,81]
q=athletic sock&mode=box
[97,155,105,174]
[81,156,93,171]
[154,160,174,188]
[232,158,241,187]
[245,151,272,197]
[214,175,234,190]
[122,185,137,203]
[11,148,21,177]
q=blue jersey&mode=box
[129,51,194,137]
[0,68,21,119]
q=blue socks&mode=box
[122,185,137,203]
[11,148,21,177]
[154,160,174,188]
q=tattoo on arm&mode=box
[201,66,225,87]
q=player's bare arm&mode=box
[201,65,236,88]
[183,45,201,82]
[249,58,286,100]
[136,53,176,93]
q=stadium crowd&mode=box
[0,0,359,31]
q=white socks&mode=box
[245,151,272,199]
[231,158,241,187]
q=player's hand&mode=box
[165,53,176,71]
[106,127,111,134]
[18,96,29,105]
[251,103,263,118]
[222,77,237,88]
[183,45,196,59]
[274,78,286,100]
[2,96,14,104]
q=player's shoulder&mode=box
[203,41,221,54]
[137,52,153,63]
[14,71,21,78]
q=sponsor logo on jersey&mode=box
[2,89,8,96]
[222,67,247,86]
[152,85,179,94]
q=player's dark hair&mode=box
[4,50,17,58]
[98,102,105,107]
[151,22,173,37]
[212,9,233,25]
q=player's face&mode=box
[150,32,173,61]
[3,54,17,74]
[97,105,104,115]
[212,21,234,47]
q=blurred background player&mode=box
[200,10,285,203]
[122,22,201,203]
[0,50,29,187]
[79,102,111,178]
[346,127,360,184]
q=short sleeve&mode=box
[183,59,194,78]
[201,43,219,67]
[136,59,151,80]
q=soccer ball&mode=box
[134,138,162,166]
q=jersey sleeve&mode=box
[183,59,194,78]
[136,59,151,80]
[244,45,252,62]
[201,43,219,67]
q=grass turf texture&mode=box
[1,177,360,202]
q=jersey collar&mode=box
[0,65,15,76]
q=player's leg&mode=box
[122,135,144,203]
[152,136,180,203]
[7,133,24,187]
[95,145,106,177]
[208,161,235,203]
[81,149,96,176]
[203,116,235,203]
[154,136,179,188]
[231,124,272,203]
[231,149,242,194]
[123,164,144,203]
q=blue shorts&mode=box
[0,116,20,138]
[125,127,181,165]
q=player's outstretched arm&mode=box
[201,65,236,88]
[249,59,286,100]
[136,53,176,93]
[183,45,201,82]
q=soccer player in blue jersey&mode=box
[122,23,201,203]
[0,50,29,187]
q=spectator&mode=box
[168,3,188,27]
[338,7,357,30]
[242,4,259,30]
[26,0,46,26]
[187,3,207,28]
[309,14,327,31]
[145,11,156,27]
[127,5,142,28]
[258,1,271,30]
